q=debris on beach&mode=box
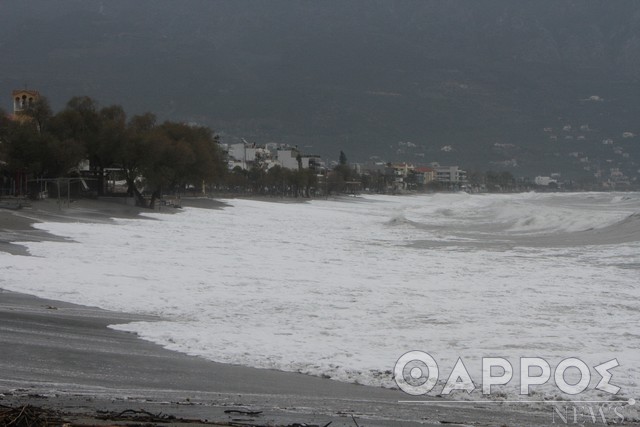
[0,404,66,427]
[0,403,336,427]
[95,408,177,423]
[223,409,263,416]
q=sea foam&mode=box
[1,192,639,407]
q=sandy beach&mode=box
[0,289,556,426]
[0,198,606,426]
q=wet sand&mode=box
[0,198,144,255]
[0,197,227,255]
[0,198,555,426]
[0,290,557,426]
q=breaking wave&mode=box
[1,192,639,410]
[386,192,640,244]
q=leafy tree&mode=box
[119,113,157,206]
[330,150,356,194]
[227,165,250,193]
[96,104,127,180]
[50,97,104,191]
[3,123,47,175]
[247,164,266,193]
[117,119,225,208]
[0,109,10,166]
[339,150,347,165]
[467,171,485,187]
[51,97,101,143]
[293,168,318,197]
[265,165,285,195]
[2,95,225,204]
[181,125,225,188]
[327,169,345,194]
[485,170,515,192]
[499,171,515,190]
[22,97,53,134]
[3,119,84,178]
[42,135,85,178]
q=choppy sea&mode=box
[1,192,639,407]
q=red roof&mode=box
[12,89,40,98]
[415,167,434,173]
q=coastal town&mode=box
[3,3,640,427]
[1,89,638,208]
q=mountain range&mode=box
[1,0,639,179]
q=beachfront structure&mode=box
[534,176,557,186]
[389,163,415,191]
[276,148,300,170]
[391,163,415,177]
[434,165,466,184]
[226,141,278,170]
[226,142,323,172]
[275,149,324,171]
[299,154,323,170]
[228,142,258,169]
[414,166,435,185]
[606,168,630,188]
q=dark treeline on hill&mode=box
[0,97,225,208]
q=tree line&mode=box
[0,96,226,207]
[0,97,357,202]
[0,95,530,204]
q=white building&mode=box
[228,142,323,171]
[435,165,466,183]
[300,155,323,170]
[277,148,300,170]
[534,176,557,186]
[228,143,257,169]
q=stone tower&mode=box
[12,89,40,114]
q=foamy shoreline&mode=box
[0,198,550,424]
[0,288,552,425]
[0,196,636,425]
